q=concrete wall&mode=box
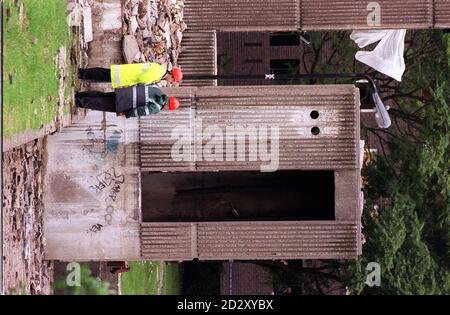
[43,111,141,261]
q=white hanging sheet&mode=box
[350,30,406,82]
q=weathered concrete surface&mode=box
[43,111,141,261]
[87,0,123,69]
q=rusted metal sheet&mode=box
[140,221,359,260]
[141,222,195,260]
[184,0,300,31]
[435,0,450,28]
[301,0,434,30]
[178,31,217,86]
[43,111,141,260]
[139,85,360,172]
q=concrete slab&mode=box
[43,111,141,261]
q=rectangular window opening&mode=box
[270,33,300,46]
[270,59,300,75]
[142,171,335,222]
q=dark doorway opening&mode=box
[142,171,335,222]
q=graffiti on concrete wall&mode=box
[88,167,129,226]
[89,167,125,197]
[83,127,123,161]
[86,223,104,235]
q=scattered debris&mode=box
[82,5,93,43]
[122,0,186,85]
[67,0,91,67]
[123,35,141,64]
[2,139,53,295]
[55,46,67,130]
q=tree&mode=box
[265,30,449,294]
[344,81,449,295]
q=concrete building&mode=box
[43,84,363,261]
[42,0,426,261]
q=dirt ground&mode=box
[2,139,53,294]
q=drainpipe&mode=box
[182,73,391,129]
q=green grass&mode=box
[163,263,182,295]
[120,261,160,295]
[120,261,182,295]
[3,0,73,138]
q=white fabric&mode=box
[350,30,406,82]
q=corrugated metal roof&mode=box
[184,0,300,31]
[178,31,217,86]
[183,0,446,31]
[197,221,359,260]
[139,85,359,172]
[435,0,450,28]
[141,221,359,260]
[141,223,195,260]
[301,0,434,30]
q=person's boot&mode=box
[78,68,85,80]
[74,92,84,108]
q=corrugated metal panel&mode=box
[140,221,359,260]
[197,221,359,260]
[184,0,300,31]
[139,85,359,171]
[195,85,359,171]
[301,0,434,30]
[435,0,450,28]
[139,91,195,172]
[178,31,217,87]
[141,223,195,260]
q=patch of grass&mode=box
[119,261,182,295]
[3,0,73,138]
[163,263,182,295]
[120,261,160,295]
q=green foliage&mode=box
[345,84,449,295]
[53,264,112,295]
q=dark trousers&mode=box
[75,91,116,112]
[78,68,111,82]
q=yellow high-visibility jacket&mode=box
[110,63,167,88]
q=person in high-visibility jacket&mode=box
[78,63,183,87]
[75,84,180,118]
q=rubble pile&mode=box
[123,0,186,74]
[2,139,53,294]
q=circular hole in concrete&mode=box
[311,126,320,135]
[310,110,319,119]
